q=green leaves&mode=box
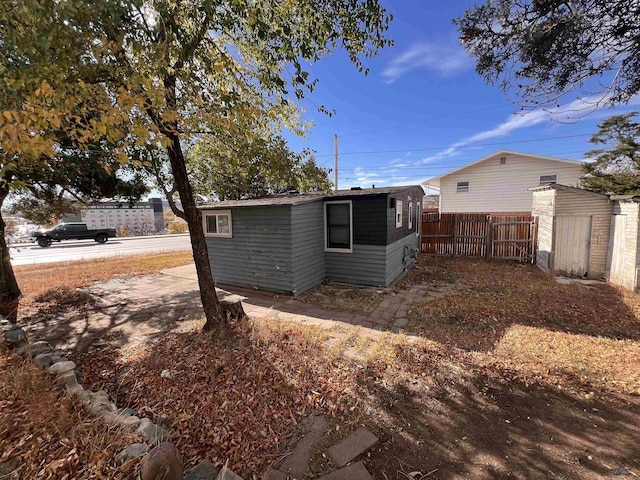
[581,112,640,195]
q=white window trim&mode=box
[456,181,470,193]
[202,210,232,238]
[539,174,558,186]
[416,202,421,236]
[408,202,413,229]
[396,200,403,228]
[324,200,353,253]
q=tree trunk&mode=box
[165,134,225,331]
[0,189,21,321]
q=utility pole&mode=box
[334,134,339,191]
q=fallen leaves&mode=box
[76,320,365,477]
[0,352,138,479]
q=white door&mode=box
[609,215,626,286]
[554,216,592,277]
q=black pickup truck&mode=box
[30,222,117,247]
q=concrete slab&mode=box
[278,415,328,477]
[327,427,378,467]
[317,462,373,480]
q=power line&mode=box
[314,133,593,160]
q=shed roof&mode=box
[528,183,610,198]
[198,185,424,209]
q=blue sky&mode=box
[284,0,638,191]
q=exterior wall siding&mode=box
[554,190,613,278]
[385,234,420,287]
[439,153,583,213]
[325,245,387,287]
[291,200,325,295]
[204,206,294,293]
[388,187,424,244]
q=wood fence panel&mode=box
[421,212,537,262]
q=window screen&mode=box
[539,175,557,185]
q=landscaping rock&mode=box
[56,370,78,387]
[115,443,150,465]
[101,411,141,430]
[3,327,28,348]
[317,461,373,480]
[136,417,170,443]
[48,361,76,375]
[186,459,219,480]
[327,427,378,467]
[216,464,244,480]
[33,354,53,367]
[140,442,183,480]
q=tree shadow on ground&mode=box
[357,358,640,480]
[407,256,640,351]
[18,287,203,353]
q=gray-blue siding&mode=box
[205,206,294,293]
[291,201,325,295]
[325,234,419,288]
[204,202,420,294]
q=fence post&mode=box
[485,216,492,261]
[452,214,458,257]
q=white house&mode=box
[423,150,584,214]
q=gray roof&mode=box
[198,185,424,209]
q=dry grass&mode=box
[408,256,640,395]
[0,352,139,479]
[15,251,193,302]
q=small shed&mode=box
[608,197,640,290]
[531,184,613,278]
[199,186,425,295]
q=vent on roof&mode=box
[350,187,362,190]
[500,156,507,164]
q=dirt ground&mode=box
[9,255,640,479]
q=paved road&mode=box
[10,234,192,266]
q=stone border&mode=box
[1,316,169,442]
[1,316,245,480]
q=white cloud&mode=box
[381,43,471,84]
[419,95,621,165]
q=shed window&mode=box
[416,202,421,235]
[203,210,232,238]
[456,181,469,193]
[325,201,352,252]
[539,175,557,185]
[396,200,403,228]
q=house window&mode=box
[396,200,403,227]
[408,202,413,229]
[325,201,352,252]
[203,210,232,238]
[456,181,469,193]
[415,202,421,235]
[539,174,557,185]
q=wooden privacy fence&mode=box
[420,213,537,262]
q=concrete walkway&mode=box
[22,264,464,353]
